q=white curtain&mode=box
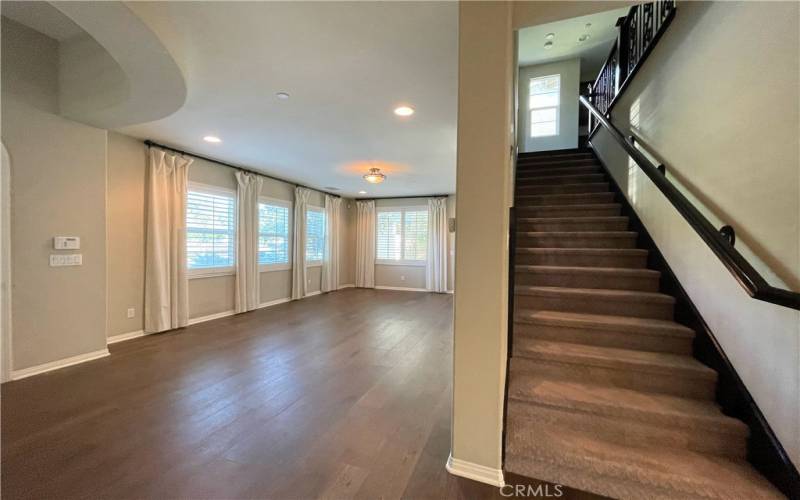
[291,186,311,299]
[144,149,192,333]
[426,197,449,293]
[234,171,263,313]
[355,200,375,288]
[321,195,341,292]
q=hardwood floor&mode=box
[1,289,503,499]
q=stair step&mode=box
[517,173,606,186]
[504,422,782,499]
[518,216,629,232]
[515,248,649,268]
[516,192,616,206]
[517,231,638,249]
[515,265,659,291]
[515,285,674,319]
[517,157,597,168]
[516,204,622,218]
[517,165,600,178]
[511,338,716,399]
[516,182,611,195]
[514,310,693,354]
[508,374,747,458]
[518,149,593,160]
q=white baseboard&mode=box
[10,348,110,381]
[258,297,290,309]
[187,309,236,325]
[445,453,505,487]
[375,285,429,292]
[107,330,145,344]
[338,284,355,289]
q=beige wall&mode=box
[2,19,109,370]
[590,1,799,465]
[106,137,353,333]
[518,58,580,152]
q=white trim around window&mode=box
[257,196,293,273]
[375,205,428,267]
[186,181,237,279]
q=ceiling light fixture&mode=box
[544,41,554,50]
[394,106,414,117]
[545,33,555,40]
[276,92,290,100]
[203,136,222,143]
[363,167,386,184]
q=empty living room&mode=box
[1,1,799,499]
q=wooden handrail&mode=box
[580,96,800,310]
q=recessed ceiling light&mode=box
[359,190,367,195]
[203,136,221,143]
[545,33,555,40]
[544,41,554,50]
[394,106,414,117]
[276,92,290,100]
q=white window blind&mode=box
[529,74,560,138]
[305,207,325,263]
[376,207,428,264]
[186,185,236,272]
[258,200,291,268]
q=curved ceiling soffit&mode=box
[51,1,187,129]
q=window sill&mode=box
[375,260,426,267]
[260,264,291,273]
[188,268,235,279]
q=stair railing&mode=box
[580,95,800,310]
[588,0,677,133]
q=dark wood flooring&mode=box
[2,289,510,499]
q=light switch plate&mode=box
[50,254,82,267]
[54,236,80,250]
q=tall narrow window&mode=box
[305,207,326,265]
[376,207,428,264]
[258,198,291,270]
[529,74,560,137]
[186,184,236,274]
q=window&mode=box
[376,207,428,265]
[258,198,291,270]
[186,184,236,275]
[305,207,325,265]
[529,74,560,138]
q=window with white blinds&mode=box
[376,207,428,265]
[305,207,325,264]
[258,199,291,269]
[529,74,560,138]
[186,184,236,273]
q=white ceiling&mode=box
[1,1,84,41]
[518,7,630,81]
[117,1,458,198]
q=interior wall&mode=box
[1,18,109,371]
[518,58,580,152]
[590,0,799,465]
[106,137,354,335]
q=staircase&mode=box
[504,148,785,499]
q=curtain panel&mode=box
[321,195,342,292]
[234,171,263,312]
[291,186,311,299]
[355,200,376,288]
[426,197,449,293]
[144,149,192,333]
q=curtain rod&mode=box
[144,140,341,198]
[355,194,450,201]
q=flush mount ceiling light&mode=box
[545,32,555,40]
[203,135,222,143]
[363,167,386,184]
[544,41,554,50]
[276,92,290,100]
[394,106,414,117]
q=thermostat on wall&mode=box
[54,236,80,250]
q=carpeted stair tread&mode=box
[515,285,675,305]
[517,165,601,177]
[513,338,715,379]
[515,309,692,338]
[515,192,616,206]
[517,216,629,224]
[517,173,606,185]
[516,247,648,257]
[504,422,784,499]
[517,203,622,215]
[516,182,611,195]
[516,265,659,279]
[507,373,745,435]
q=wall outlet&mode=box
[127,307,135,319]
